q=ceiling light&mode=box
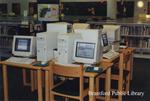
[137,1,144,8]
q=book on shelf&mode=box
[0,37,13,49]
[121,25,150,36]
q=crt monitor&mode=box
[102,25,120,43]
[73,39,102,64]
[12,35,36,57]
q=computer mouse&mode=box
[41,61,47,65]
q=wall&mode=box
[1,0,149,18]
[29,0,37,2]
[0,0,19,13]
[20,0,28,16]
[61,0,150,18]
[107,0,116,19]
[61,0,106,2]
[0,0,29,15]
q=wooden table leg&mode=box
[118,67,123,101]
[22,69,30,86]
[22,69,26,86]
[45,71,50,101]
[30,70,34,92]
[34,71,37,90]
[2,64,8,101]
[37,69,43,101]
[89,77,95,101]
[105,67,111,101]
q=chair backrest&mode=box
[51,63,83,78]
[119,49,132,70]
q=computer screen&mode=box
[12,36,36,57]
[15,38,30,52]
[75,42,95,59]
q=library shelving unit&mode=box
[0,16,35,60]
[120,25,150,59]
[88,18,150,59]
[0,16,45,60]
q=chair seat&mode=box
[52,78,89,96]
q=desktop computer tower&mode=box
[36,31,58,63]
[57,33,81,64]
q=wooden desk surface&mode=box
[42,61,113,78]
[83,62,113,77]
[102,47,135,63]
[0,61,42,70]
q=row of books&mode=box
[0,37,13,49]
[120,26,150,36]
[127,39,150,48]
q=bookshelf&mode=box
[0,17,44,51]
[120,25,150,58]
[0,17,34,60]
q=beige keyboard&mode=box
[6,57,35,64]
[103,50,119,59]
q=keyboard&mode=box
[6,57,35,64]
[103,50,119,59]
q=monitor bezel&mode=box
[73,40,99,64]
[12,35,35,57]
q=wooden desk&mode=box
[43,61,113,101]
[0,61,43,101]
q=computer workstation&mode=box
[0,35,43,101]
[41,28,114,101]
[53,28,105,73]
[101,25,121,60]
[4,23,121,71]
[6,35,36,64]
[0,22,134,101]
[101,33,119,60]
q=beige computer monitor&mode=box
[73,23,90,30]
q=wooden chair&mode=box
[96,48,134,101]
[50,63,89,101]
